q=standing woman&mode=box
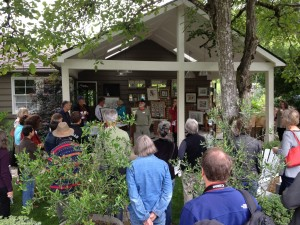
[13,107,29,129]
[276,100,289,141]
[273,109,300,194]
[154,121,178,225]
[127,135,172,225]
[24,115,44,149]
[135,99,152,138]
[0,131,13,218]
[168,99,177,144]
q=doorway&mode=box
[76,81,97,118]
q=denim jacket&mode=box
[126,154,172,222]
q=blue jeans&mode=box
[241,180,258,196]
[129,209,166,225]
[165,179,175,225]
[22,179,35,206]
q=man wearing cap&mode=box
[135,99,152,138]
[179,148,261,225]
[95,97,106,122]
[73,96,90,126]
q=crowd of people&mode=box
[0,97,299,225]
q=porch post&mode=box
[177,5,185,145]
[61,66,70,101]
[265,68,275,142]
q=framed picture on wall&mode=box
[198,87,208,96]
[186,93,197,103]
[147,87,159,100]
[189,111,204,125]
[159,89,169,99]
[197,98,209,110]
[171,79,177,97]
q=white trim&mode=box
[63,59,274,71]
[265,69,275,142]
[256,47,286,67]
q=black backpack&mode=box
[238,190,275,225]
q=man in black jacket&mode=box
[58,101,72,126]
[281,172,300,225]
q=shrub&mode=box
[1,215,41,225]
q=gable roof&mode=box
[55,0,286,67]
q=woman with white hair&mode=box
[179,118,207,203]
[126,135,172,225]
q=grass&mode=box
[10,181,58,225]
[10,177,184,225]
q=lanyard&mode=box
[203,183,227,193]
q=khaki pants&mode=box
[135,125,150,138]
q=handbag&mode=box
[285,131,300,168]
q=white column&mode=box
[265,68,274,142]
[61,66,70,101]
[177,5,185,145]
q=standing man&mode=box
[59,101,72,126]
[169,98,177,144]
[179,148,261,225]
[72,96,90,126]
[95,97,105,122]
[135,99,152,138]
[179,118,207,203]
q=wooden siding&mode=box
[0,75,13,117]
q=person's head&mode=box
[52,122,74,138]
[282,109,299,128]
[22,125,34,138]
[201,148,233,184]
[17,107,29,119]
[139,99,146,108]
[185,118,198,134]
[77,96,85,106]
[172,98,177,107]
[62,101,72,111]
[0,131,8,149]
[103,109,118,125]
[280,100,288,110]
[98,97,105,107]
[51,113,63,123]
[134,135,157,157]
[25,114,42,130]
[231,118,251,136]
[157,120,171,138]
[71,111,82,124]
[117,100,123,107]
[19,115,29,126]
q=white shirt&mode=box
[95,105,103,121]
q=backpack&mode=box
[238,190,275,225]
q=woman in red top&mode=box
[169,99,177,144]
[0,131,13,218]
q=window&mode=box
[11,77,46,114]
[151,80,167,89]
[128,80,145,88]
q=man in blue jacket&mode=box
[179,147,260,225]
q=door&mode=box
[76,81,97,119]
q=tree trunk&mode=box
[236,0,259,100]
[207,0,239,123]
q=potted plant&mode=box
[17,120,133,225]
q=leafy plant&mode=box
[0,111,14,148]
[1,215,41,225]
[258,194,294,225]
[16,122,132,225]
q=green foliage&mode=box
[0,215,41,225]
[16,122,132,224]
[263,140,281,150]
[258,194,294,225]
[0,111,14,148]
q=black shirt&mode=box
[59,109,71,126]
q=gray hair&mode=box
[185,118,199,134]
[282,109,299,127]
[134,135,157,157]
[103,109,118,122]
[17,107,29,118]
[157,120,171,138]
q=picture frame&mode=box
[189,111,204,125]
[104,97,119,109]
[186,93,197,103]
[197,98,209,110]
[198,87,208,96]
[151,101,166,118]
[147,87,159,100]
[159,89,169,99]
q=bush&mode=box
[1,215,41,225]
[258,194,294,225]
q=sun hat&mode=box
[52,122,74,138]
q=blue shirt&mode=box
[14,124,23,145]
[117,105,127,120]
[126,154,172,222]
[179,187,260,225]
